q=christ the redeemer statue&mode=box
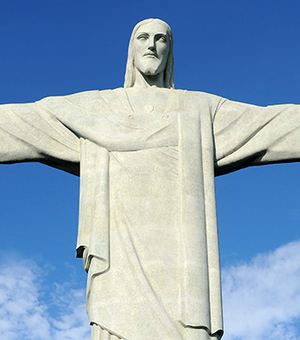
[1,18,300,340]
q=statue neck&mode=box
[133,70,165,88]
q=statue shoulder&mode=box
[175,89,223,112]
[36,89,100,105]
[36,89,115,109]
[35,88,128,116]
[62,87,124,105]
[181,89,222,101]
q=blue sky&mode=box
[0,1,300,339]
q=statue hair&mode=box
[124,18,174,89]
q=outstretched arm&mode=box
[0,100,80,175]
[213,98,300,176]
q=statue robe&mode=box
[1,88,300,340]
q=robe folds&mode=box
[1,88,300,340]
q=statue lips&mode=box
[144,52,158,58]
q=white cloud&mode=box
[0,256,90,340]
[222,240,300,340]
[50,284,90,340]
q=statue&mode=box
[1,18,300,340]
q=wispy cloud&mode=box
[0,256,90,340]
[222,239,300,340]
[50,283,90,340]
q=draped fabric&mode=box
[91,324,123,340]
[75,90,223,339]
[1,88,300,339]
[91,323,221,340]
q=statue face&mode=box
[133,21,170,78]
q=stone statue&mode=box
[1,18,300,340]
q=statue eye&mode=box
[158,36,167,43]
[137,34,148,40]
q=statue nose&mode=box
[148,39,156,50]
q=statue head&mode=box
[124,18,174,88]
